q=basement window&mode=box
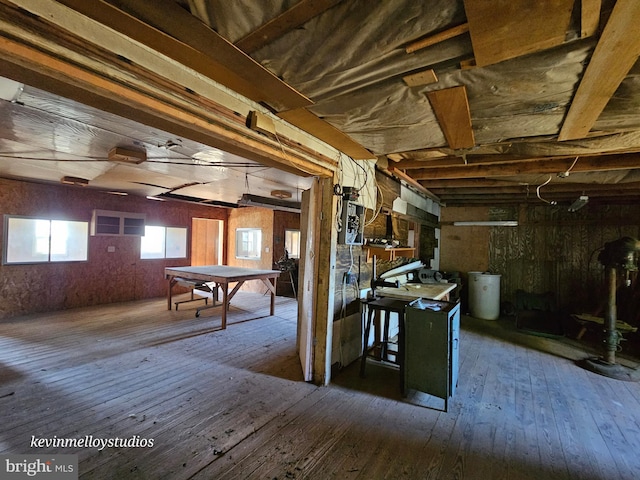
[141,226,187,259]
[3,215,88,264]
[236,228,261,260]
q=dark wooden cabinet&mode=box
[404,299,460,411]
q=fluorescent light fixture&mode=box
[60,176,89,186]
[568,195,588,212]
[453,221,518,227]
[238,194,301,212]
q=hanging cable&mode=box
[364,183,384,227]
[558,156,580,178]
[536,175,557,205]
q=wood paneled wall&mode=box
[0,177,227,319]
[227,206,274,293]
[441,203,640,321]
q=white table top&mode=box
[375,282,457,301]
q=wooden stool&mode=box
[360,297,407,390]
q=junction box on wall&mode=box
[338,187,364,245]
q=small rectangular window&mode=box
[141,225,187,259]
[166,227,187,258]
[3,216,88,264]
[236,228,261,259]
[284,229,301,259]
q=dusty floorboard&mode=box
[1,293,640,479]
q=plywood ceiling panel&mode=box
[426,86,475,150]
[463,0,575,67]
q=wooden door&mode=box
[191,218,223,266]
[297,183,318,381]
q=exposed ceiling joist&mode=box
[55,0,312,112]
[426,86,474,150]
[410,153,640,180]
[392,149,640,170]
[2,0,640,205]
[386,165,440,202]
[277,108,374,160]
[235,0,343,54]
[429,182,640,196]
[558,0,640,141]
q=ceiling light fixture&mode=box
[270,189,292,199]
[453,221,518,227]
[238,194,301,212]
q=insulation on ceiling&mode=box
[187,0,640,186]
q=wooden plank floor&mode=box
[1,293,640,479]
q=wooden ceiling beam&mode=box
[277,108,374,160]
[392,154,569,170]
[54,0,312,112]
[393,149,640,170]
[235,0,343,54]
[409,153,640,180]
[426,86,475,150]
[421,178,521,188]
[386,165,440,202]
[558,0,640,141]
[429,181,640,196]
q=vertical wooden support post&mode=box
[312,176,337,385]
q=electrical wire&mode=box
[536,175,557,205]
[363,183,383,227]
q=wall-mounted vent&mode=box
[91,209,146,236]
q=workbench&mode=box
[165,266,280,329]
[374,282,457,302]
[360,282,459,408]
